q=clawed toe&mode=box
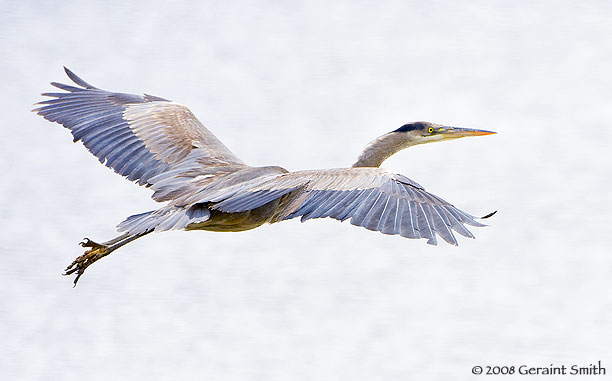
[64,232,143,287]
[65,240,110,286]
[79,238,105,249]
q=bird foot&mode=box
[64,238,110,286]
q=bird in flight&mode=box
[35,67,496,286]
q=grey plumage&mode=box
[34,67,496,285]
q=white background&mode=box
[1,1,611,380]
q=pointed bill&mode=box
[439,127,497,138]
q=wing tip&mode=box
[63,66,98,90]
[481,210,497,219]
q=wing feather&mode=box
[334,188,376,222]
[319,190,358,219]
[303,190,350,220]
[361,193,389,231]
[35,67,246,189]
[399,198,419,239]
[378,197,398,235]
[203,167,484,245]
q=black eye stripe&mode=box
[393,122,429,133]
[393,124,418,132]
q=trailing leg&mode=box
[64,231,151,286]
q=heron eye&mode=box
[428,127,434,133]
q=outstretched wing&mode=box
[210,167,485,245]
[34,67,246,187]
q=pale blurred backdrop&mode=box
[1,1,611,380]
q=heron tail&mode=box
[117,204,211,235]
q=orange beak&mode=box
[439,127,497,138]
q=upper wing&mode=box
[34,67,246,187]
[210,167,485,245]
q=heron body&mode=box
[35,67,496,285]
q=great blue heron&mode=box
[35,67,496,285]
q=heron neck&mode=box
[352,132,414,168]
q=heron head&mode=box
[393,121,496,145]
